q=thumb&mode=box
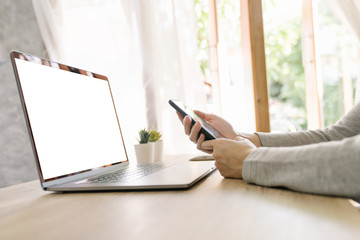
[194,110,205,118]
[202,140,216,150]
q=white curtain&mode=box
[324,0,360,103]
[31,0,64,59]
[32,0,207,162]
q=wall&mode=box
[0,0,47,187]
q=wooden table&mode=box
[1,157,360,240]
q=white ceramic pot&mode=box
[134,142,155,164]
[153,141,163,162]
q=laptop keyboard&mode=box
[87,162,173,184]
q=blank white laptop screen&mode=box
[14,57,127,180]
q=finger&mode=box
[202,140,216,150]
[183,115,192,135]
[214,161,229,177]
[193,110,205,119]
[214,161,221,169]
[214,160,225,172]
[189,121,201,143]
[194,110,214,122]
[203,149,213,154]
[197,134,213,154]
[196,133,205,150]
[176,111,184,121]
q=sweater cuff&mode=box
[255,132,279,147]
[242,149,262,183]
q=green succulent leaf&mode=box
[137,128,151,144]
[149,130,162,142]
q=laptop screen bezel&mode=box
[10,51,129,185]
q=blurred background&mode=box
[0,0,359,187]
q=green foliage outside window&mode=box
[195,0,210,78]
[264,16,307,130]
[194,0,358,131]
[263,0,307,130]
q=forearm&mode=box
[242,134,360,200]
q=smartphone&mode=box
[169,99,224,140]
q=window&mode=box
[316,0,359,127]
[33,0,359,147]
[195,0,256,132]
[263,0,306,132]
[263,0,360,131]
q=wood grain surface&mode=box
[1,157,360,240]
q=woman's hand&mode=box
[176,110,238,153]
[176,110,238,139]
[202,137,257,179]
[176,110,262,153]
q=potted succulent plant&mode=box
[149,130,163,162]
[134,129,155,164]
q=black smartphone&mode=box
[169,99,224,140]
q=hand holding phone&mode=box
[169,100,224,140]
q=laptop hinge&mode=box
[42,162,129,189]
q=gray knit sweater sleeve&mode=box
[256,103,360,147]
[242,103,360,199]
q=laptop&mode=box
[10,51,216,192]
